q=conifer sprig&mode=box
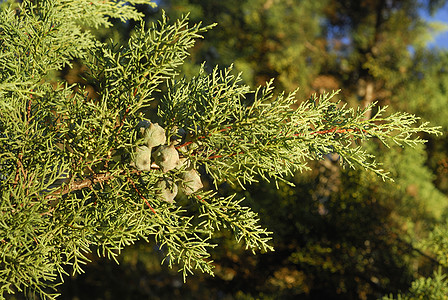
[0,1,442,299]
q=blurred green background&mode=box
[50,0,448,299]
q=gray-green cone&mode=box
[155,178,178,203]
[180,169,203,195]
[131,146,152,171]
[153,144,180,172]
[141,122,166,148]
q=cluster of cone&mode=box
[131,121,203,203]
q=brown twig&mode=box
[44,172,113,200]
[175,126,232,149]
[115,105,130,135]
[27,99,32,120]
[127,176,157,215]
[180,123,366,160]
[309,127,367,135]
[13,153,26,188]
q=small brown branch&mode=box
[195,194,206,203]
[115,105,130,135]
[187,124,366,160]
[176,126,232,149]
[207,151,242,160]
[127,176,157,215]
[44,172,113,200]
[13,153,26,188]
[309,127,367,135]
[27,99,32,121]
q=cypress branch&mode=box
[0,1,442,298]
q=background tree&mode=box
[152,0,329,97]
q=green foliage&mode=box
[419,223,448,268]
[382,269,448,300]
[0,0,444,299]
[392,50,448,129]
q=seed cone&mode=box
[131,146,152,171]
[153,144,179,172]
[141,122,166,148]
[155,178,178,203]
[180,169,203,195]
